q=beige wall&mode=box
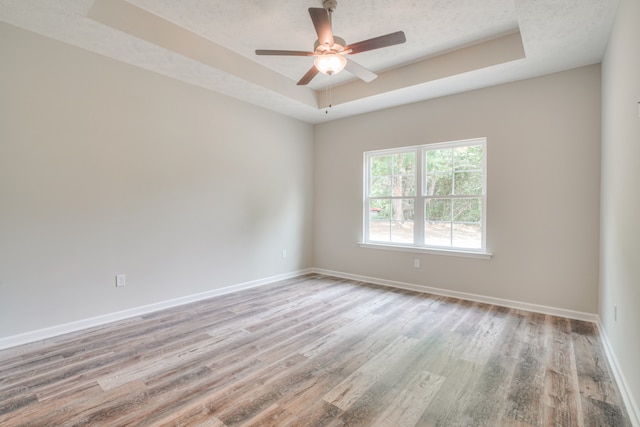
[0,24,314,338]
[601,0,640,418]
[314,65,602,314]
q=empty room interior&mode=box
[1,0,639,425]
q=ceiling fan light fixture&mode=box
[255,2,406,85]
[314,53,347,76]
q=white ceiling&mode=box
[0,0,619,124]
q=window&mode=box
[363,138,487,255]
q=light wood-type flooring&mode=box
[0,274,632,426]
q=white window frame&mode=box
[361,138,491,259]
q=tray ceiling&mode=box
[0,0,619,123]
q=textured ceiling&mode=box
[0,0,619,123]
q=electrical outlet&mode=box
[282,249,287,258]
[614,305,617,322]
[414,259,420,268]
[116,274,126,287]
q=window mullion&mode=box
[449,149,454,246]
[363,154,369,244]
[414,147,425,246]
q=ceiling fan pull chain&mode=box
[329,84,332,109]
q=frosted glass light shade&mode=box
[314,54,347,76]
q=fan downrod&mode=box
[322,0,337,12]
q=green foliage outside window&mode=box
[369,152,416,221]
[425,145,483,225]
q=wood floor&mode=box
[0,274,632,426]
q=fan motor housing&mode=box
[314,36,346,54]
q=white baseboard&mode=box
[597,319,640,427]
[0,269,313,351]
[311,268,599,322]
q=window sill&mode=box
[358,242,493,259]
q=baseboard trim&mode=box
[597,319,640,427]
[0,268,314,351]
[311,268,599,323]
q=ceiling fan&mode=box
[255,0,406,86]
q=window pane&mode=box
[426,148,452,173]
[425,222,451,246]
[454,145,483,171]
[453,171,483,195]
[425,199,452,246]
[426,173,452,196]
[369,220,391,242]
[392,152,415,196]
[452,198,482,248]
[391,199,414,243]
[452,198,482,223]
[369,199,391,242]
[369,199,414,243]
[370,176,391,197]
[392,199,415,220]
[370,152,415,197]
[371,155,391,176]
[393,174,416,197]
[370,199,391,219]
[391,220,414,243]
[425,199,451,222]
[395,152,416,175]
[452,223,482,248]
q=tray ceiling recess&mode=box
[0,0,619,123]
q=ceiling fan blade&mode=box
[309,8,334,47]
[346,31,406,55]
[344,58,378,82]
[297,65,320,85]
[255,49,314,56]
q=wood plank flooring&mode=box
[0,274,632,426]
